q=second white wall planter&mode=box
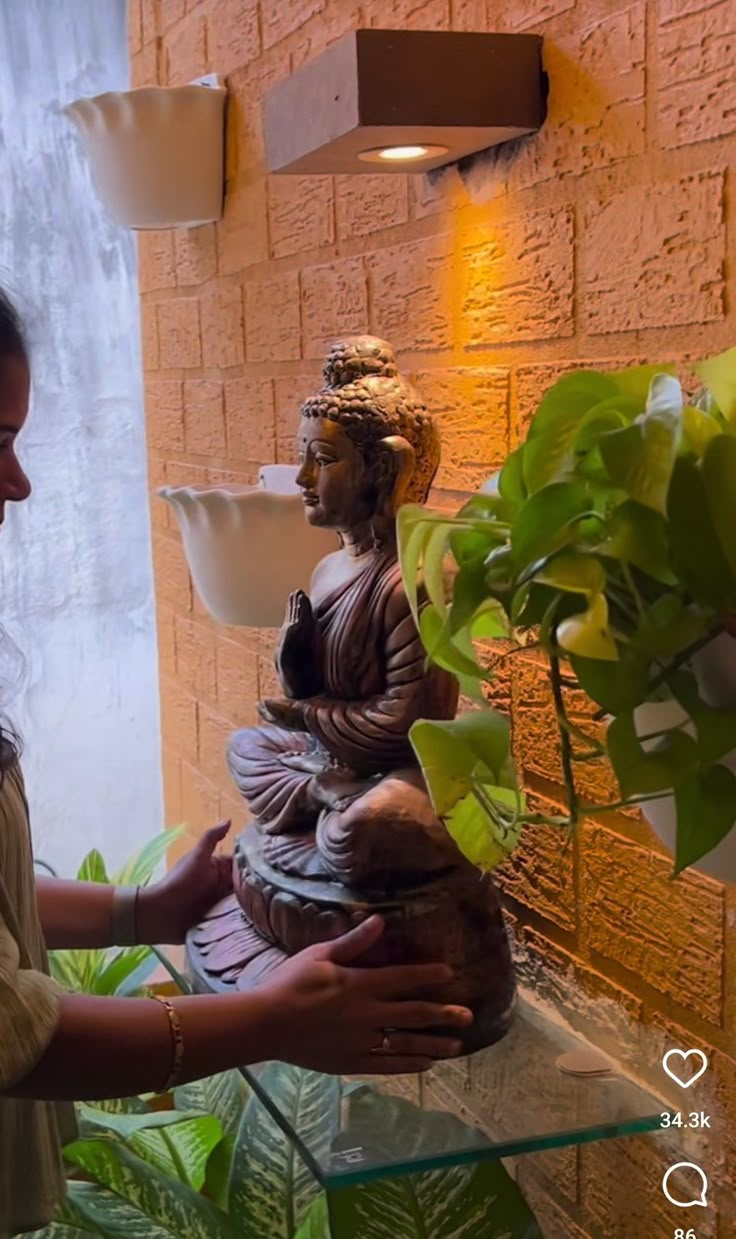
[159,468,338,628]
[65,82,226,230]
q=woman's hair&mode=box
[301,336,440,504]
[0,285,27,774]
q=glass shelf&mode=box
[240,995,667,1188]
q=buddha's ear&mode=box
[378,435,416,515]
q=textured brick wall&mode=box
[130,0,736,1233]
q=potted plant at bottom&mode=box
[399,346,736,882]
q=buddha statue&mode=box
[187,337,516,1052]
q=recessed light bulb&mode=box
[358,143,449,165]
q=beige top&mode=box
[0,765,76,1236]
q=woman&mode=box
[0,290,472,1236]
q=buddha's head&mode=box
[296,337,440,538]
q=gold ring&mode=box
[371,1031,392,1055]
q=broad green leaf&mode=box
[78,1106,224,1193]
[599,374,682,514]
[703,433,736,579]
[695,345,736,424]
[449,556,498,633]
[94,946,156,997]
[606,711,699,799]
[667,456,736,610]
[630,595,709,660]
[397,504,433,624]
[571,651,650,714]
[227,1066,339,1237]
[668,671,736,766]
[175,1069,250,1138]
[325,1089,542,1238]
[682,404,721,458]
[573,393,643,454]
[78,848,109,884]
[445,787,523,871]
[523,371,618,493]
[422,522,451,617]
[410,719,484,816]
[130,1117,223,1192]
[114,827,185,888]
[599,500,675,585]
[604,362,676,404]
[674,765,736,874]
[116,951,160,997]
[498,445,527,506]
[557,594,618,661]
[64,1140,237,1238]
[410,710,513,818]
[534,551,605,597]
[470,599,509,639]
[294,1194,329,1239]
[511,482,589,572]
[418,606,485,701]
[26,1189,98,1236]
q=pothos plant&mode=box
[399,346,736,878]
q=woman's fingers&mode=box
[377,1001,473,1031]
[359,963,453,999]
[372,1032,463,1059]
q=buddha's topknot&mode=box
[301,336,440,504]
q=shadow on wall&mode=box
[0,0,163,872]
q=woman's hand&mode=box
[137,820,234,945]
[256,916,472,1075]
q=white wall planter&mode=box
[65,82,226,229]
[634,632,736,883]
[158,467,338,628]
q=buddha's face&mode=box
[296,416,375,530]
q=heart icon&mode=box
[663,1049,708,1090]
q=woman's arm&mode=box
[36,878,115,950]
[7,919,471,1099]
[36,823,234,950]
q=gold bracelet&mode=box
[152,994,185,1092]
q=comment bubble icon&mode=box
[662,1162,708,1209]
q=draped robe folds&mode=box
[228,551,459,877]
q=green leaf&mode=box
[325,1089,542,1238]
[534,551,605,597]
[410,710,513,819]
[445,787,523,871]
[667,456,736,610]
[522,371,619,493]
[571,651,650,714]
[694,344,736,424]
[674,765,736,875]
[227,1066,339,1237]
[77,1107,223,1191]
[78,849,109,884]
[422,522,451,617]
[604,362,676,403]
[397,504,429,625]
[511,482,589,572]
[631,595,709,660]
[557,594,618,661]
[418,606,485,700]
[599,500,675,585]
[294,1194,329,1239]
[93,946,156,997]
[114,827,185,888]
[682,404,721,458]
[64,1140,237,1238]
[606,711,699,798]
[599,374,682,514]
[498,445,527,506]
[703,433,736,579]
[175,1070,250,1138]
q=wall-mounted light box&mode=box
[263,29,546,175]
